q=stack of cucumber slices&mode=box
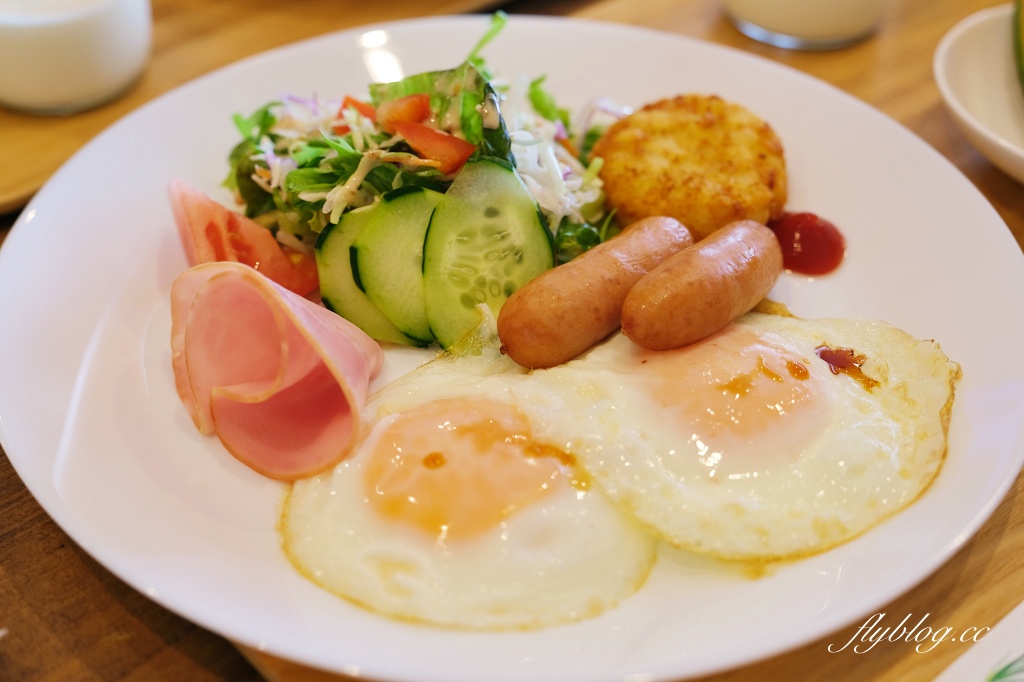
[315,158,554,350]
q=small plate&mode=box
[934,3,1024,184]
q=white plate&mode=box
[2,15,1024,682]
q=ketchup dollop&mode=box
[768,212,846,275]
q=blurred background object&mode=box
[934,4,1024,186]
[722,0,884,49]
[0,0,152,114]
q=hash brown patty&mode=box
[592,95,787,239]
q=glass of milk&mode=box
[0,0,152,115]
[722,0,884,50]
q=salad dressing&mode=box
[478,91,502,130]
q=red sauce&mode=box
[768,211,846,275]
[815,345,880,392]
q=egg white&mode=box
[283,311,959,628]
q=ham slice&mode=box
[171,261,383,479]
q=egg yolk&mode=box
[363,398,571,541]
[633,324,828,480]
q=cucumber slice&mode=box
[315,205,424,347]
[352,186,442,344]
[423,159,555,350]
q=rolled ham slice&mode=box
[171,261,384,479]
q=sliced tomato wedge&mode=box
[168,178,319,297]
[340,95,376,122]
[391,121,476,175]
[377,93,431,133]
[332,96,377,134]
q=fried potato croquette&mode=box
[592,95,787,240]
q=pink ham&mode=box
[171,261,383,479]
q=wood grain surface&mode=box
[2,0,1024,680]
[0,0,499,214]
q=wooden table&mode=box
[2,0,1022,680]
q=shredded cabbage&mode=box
[500,75,604,230]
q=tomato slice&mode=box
[377,93,431,133]
[391,121,476,175]
[340,95,376,122]
[169,178,319,297]
[332,96,377,134]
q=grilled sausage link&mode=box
[497,216,694,368]
[621,220,783,351]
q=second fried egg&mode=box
[536,312,960,562]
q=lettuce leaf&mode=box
[528,76,570,129]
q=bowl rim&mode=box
[933,2,1024,163]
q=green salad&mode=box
[223,13,629,349]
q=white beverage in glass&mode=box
[0,0,152,114]
[723,0,884,50]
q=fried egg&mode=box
[282,348,657,630]
[535,312,960,562]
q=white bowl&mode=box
[934,3,1024,184]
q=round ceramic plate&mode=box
[2,15,1024,682]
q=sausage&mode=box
[620,220,783,351]
[497,216,694,369]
